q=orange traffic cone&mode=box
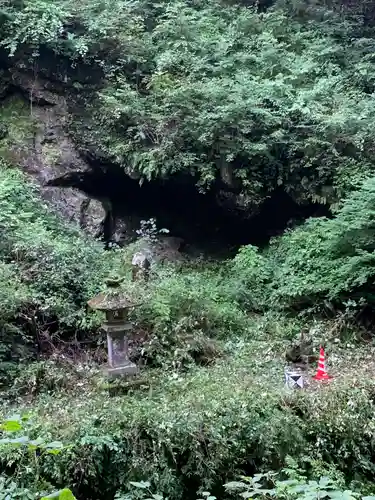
[312,346,333,381]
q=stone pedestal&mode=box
[107,362,139,378]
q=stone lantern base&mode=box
[107,361,138,378]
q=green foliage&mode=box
[136,264,249,368]
[0,95,37,158]
[46,465,373,500]
[3,347,375,499]
[41,490,76,500]
[0,160,119,385]
[0,158,250,378]
[225,470,368,500]
[1,1,67,57]
[121,481,217,500]
[4,1,375,498]
[0,346,305,499]
[0,0,149,63]
[117,468,374,500]
[8,360,82,397]
[0,161,111,333]
[270,177,375,309]
[228,177,375,312]
[0,415,75,499]
[2,0,375,207]
[1,160,375,497]
[229,245,271,311]
[0,159,249,374]
[92,0,375,207]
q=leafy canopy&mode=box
[2,0,375,206]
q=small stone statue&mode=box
[131,251,151,282]
[285,332,316,367]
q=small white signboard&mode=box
[285,370,304,389]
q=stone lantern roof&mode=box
[87,277,136,312]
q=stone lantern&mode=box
[88,277,139,378]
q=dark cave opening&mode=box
[47,162,331,255]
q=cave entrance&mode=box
[48,163,330,256]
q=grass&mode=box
[2,328,375,498]
[6,337,375,421]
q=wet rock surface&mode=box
[0,86,106,238]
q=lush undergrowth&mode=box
[3,341,375,499]
[0,161,111,370]
[1,161,375,498]
[230,176,375,314]
[3,0,375,496]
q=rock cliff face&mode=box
[0,68,194,254]
[0,64,107,238]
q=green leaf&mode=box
[41,488,76,499]
[59,490,76,500]
[1,420,22,432]
[225,482,247,490]
[47,448,63,455]
[0,436,29,445]
[29,438,45,447]
[44,441,64,455]
[129,481,151,489]
[252,474,269,482]
[319,477,334,487]
[8,414,21,422]
[45,441,64,449]
[329,493,357,500]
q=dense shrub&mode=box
[2,0,375,209]
[134,264,250,367]
[0,162,119,384]
[3,0,375,498]
[0,262,30,385]
[0,162,251,373]
[0,163,121,333]
[228,245,271,312]
[0,349,304,499]
[230,177,375,313]
[0,415,76,498]
[269,177,375,308]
